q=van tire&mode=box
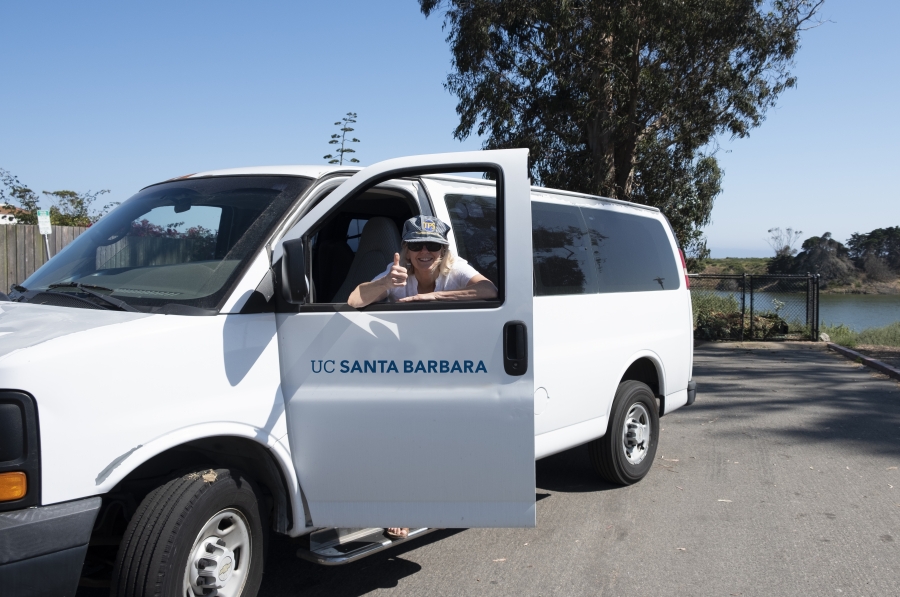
[589,381,659,485]
[111,468,266,597]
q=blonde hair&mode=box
[400,242,456,281]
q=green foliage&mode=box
[0,168,40,224]
[863,255,893,282]
[857,321,900,347]
[696,257,769,275]
[794,232,855,285]
[0,168,116,226]
[767,252,796,274]
[420,0,823,260]
[760,226,899,285]
[324,112,361,166]
[692,292,740,318]
[847,226,900,270]
[43,189,116,226]
[821,321,900,348]
[820,322,857,347]
[691,291,789,340]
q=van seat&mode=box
[331,217,401,303]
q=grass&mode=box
[821,321,900,348]
[691,292,740,317]
[858,322,900,346]
[820,323,858,347]
[693,257,770,275]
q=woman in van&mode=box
[347,215,497,309]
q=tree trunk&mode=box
[587,36,617,198]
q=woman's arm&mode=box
[347,279,390,308]
[397,275,497,303]
[348,253,408,308]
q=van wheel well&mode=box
[620,358,662,413]
[82,437,291,587]
[113,436,290,533]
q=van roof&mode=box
[179,165,659,214]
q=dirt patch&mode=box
[852,345,900,369]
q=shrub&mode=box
[794,233,855,286]
[863,255,894,282]
[820,323,857,347]
[767,252,796,274]
[692,292,789,340]
[856,321,900,347]
[822,321,900,348]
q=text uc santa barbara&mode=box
[311,359,488,374]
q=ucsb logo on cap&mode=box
[422,219,436,232]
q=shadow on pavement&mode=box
[256,529,463,597]
[535,442,621,493]
[692,344,900,457]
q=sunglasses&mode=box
[406,242,443,252]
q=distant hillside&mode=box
[691,257,899,294]
[690,257,769,276]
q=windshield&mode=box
[16,175,312,312]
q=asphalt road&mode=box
[80,342,900,596]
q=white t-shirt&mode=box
[372,257,482,301]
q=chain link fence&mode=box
[689,274,820,341]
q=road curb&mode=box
[826,343,900,382]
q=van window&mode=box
[531,202,598,296]
[310,189,418,303]
[581,207,680,292]
[18,176,311,311]
[346,218,367,252]
[307,176,502,310]
[96,205,222,270]
[444,194,499,286]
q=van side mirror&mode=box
[281,238,309,304]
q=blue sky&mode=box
[1,1,896,258]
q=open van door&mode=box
[274,149,535,528]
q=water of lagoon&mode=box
[695,290,899,332]
[819,293,900,332]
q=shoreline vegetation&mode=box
[819,322,900,349]
[820,322,900,370]
[692,257,900,295]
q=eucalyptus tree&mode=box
[420,0,824,258]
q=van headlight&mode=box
[0,391,40,510]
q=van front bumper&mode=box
[0,496,101,597]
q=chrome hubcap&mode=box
[184,509,251,597]
[622,403,651,465]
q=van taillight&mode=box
[679,250,690,288]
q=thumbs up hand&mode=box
[385,253,408,288]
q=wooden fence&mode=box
[96,236,215,270]
[0,225,88,292]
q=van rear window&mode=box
[581,207,680,292]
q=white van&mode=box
[0,150,695,597]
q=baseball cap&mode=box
[401,215,450,245]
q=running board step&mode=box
[296,527,436,566]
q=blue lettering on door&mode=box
[313,358,488,374]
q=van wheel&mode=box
[111,468,266,597]
[589,381,659,485]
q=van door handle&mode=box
[503,321,528,376]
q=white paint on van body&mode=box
[4,150,693,537]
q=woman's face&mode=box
[407,243,443,274]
